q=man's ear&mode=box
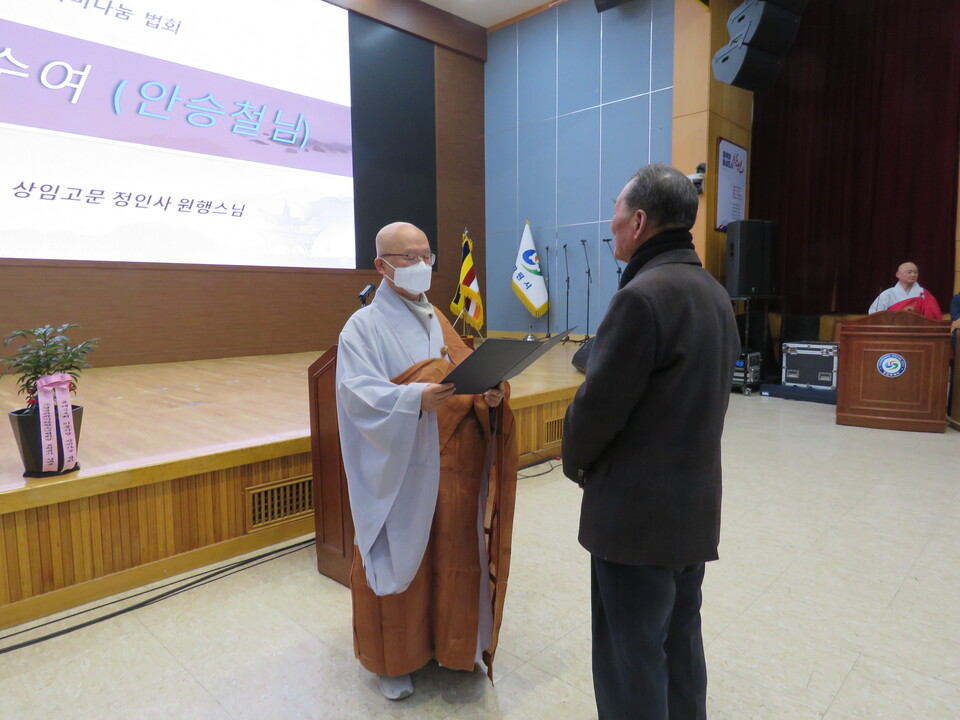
[374,257,387,277]
[633,208,649,242]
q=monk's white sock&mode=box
[378,673,413,700]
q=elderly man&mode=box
[868,262,942,318]
[335,221,517,700]
[562,164,740,720]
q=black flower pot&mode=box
[8,405,84,478]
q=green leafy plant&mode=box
[1,324,99,409]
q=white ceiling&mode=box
[416,0,559,29]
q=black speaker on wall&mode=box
[595,0,634,12]
[712,0,809,93]
[725,219,779,297]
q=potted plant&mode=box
[1,324,98,477]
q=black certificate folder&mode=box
[443,328,575,394]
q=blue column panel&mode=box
[485,129,518,236]
[600,0,652,103]
[486,230,522,333]
[600,95,651,223]
[518,118,558,230]
[651,0,675,92]
[485,25,517,135]
[557,108,601,226]
[517,10,558,126]
[595,224,622,327]
[558,0,601,115]
[650,88,673,165]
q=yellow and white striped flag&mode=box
[511,220,549,318]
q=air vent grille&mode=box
[544,417,564,446]
[245,475,313,532]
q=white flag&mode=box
[511,221,549,318]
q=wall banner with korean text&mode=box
[0,0,356,268]
[716,138,748,231]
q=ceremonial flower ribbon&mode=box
[35,373,78,473]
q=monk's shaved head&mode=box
[375,222,428,257]
[896,262,919,288]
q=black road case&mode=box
[781,342,839,390]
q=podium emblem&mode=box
[877,353,906,378]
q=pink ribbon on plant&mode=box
[35,373,78,473]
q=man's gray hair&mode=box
[623,163,699,231]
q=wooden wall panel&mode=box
[435,45,487,323]
[513,395,576,467]
[324,0,485,61]
[0,452,310,607]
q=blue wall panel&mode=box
[518,119,557,233]
[601,95,651,222]
[600,1,652,104]
[517,11,557,126]
[650,89,674,164]
[557,108,601,227]
[651,0,675,92]
[485,25,517,135]
[485,0,674,333]
[558,2,601,116]
[485,129,518,236]
[485,230,523,332]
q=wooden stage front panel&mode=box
[0,344,584,629]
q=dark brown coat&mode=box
[562,249,740,566]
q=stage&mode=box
[0,342,585,628]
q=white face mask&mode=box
[386,260,432,294]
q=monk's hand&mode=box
[421,382,456,411]
[482,382,505,408]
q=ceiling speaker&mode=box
[594,0,635,12]
[712,0,807,92]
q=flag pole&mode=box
[543,243,552,338]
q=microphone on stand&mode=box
[561,243,572,343]
[358,283,375,307]
[602,238,622,287]
[543,244,552,338]
[580,239,592,344]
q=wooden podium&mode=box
[307,346,353,586]
[951,349,960,431]
[836,311,951,433]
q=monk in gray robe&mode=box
[336,222,518,700]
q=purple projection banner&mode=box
[0,19,353,176]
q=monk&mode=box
[868,262,942,319]
[335,221,518,700]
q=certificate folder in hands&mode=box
[444,328,575,394]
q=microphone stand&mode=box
[602,238,622,287]
[561,243,572,343]
[579,239,592,343]
[358,283,375,307]
[543,244,552,337]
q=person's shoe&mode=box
[378,673,413,700]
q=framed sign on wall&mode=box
[716,138,748,230]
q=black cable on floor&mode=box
[0,537,315,655]
[518,454,560,478]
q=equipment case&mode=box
[733,351,762,394]
[781,342,839,390]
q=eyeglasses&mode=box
[380,252,436,266]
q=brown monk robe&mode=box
[350,315,519,680]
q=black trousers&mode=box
[591,557,707,720]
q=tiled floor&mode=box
[2,394,959,719]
